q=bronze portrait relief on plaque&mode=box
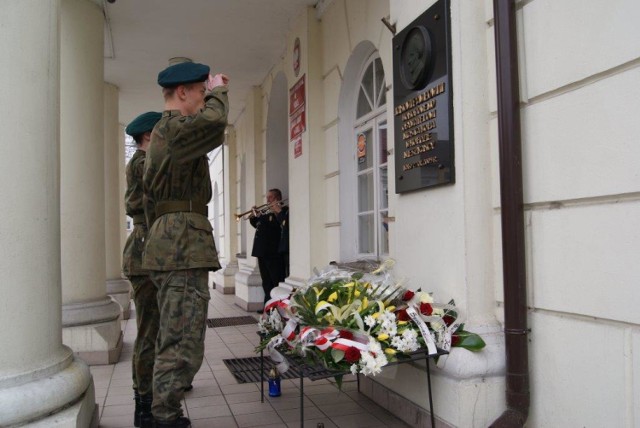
[400,26,432,90]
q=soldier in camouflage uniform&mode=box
[142,61,229,428]
[123,111,162,428]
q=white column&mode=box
[104,82,131,319]
[213,126,240,294]
[234,90,264,311]
[0,1,97,426]
[119,124,129,269]
[60,0,122,365]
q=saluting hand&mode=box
[207,73,229,91]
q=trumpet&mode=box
[234,199,287,222]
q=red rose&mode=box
[339,330,354,340]
[402,290,415,301]
[451,334,461,347]
[396,309,409,321]
[443,315,455,326]
[345,347,361,363]
[419,302,433,316]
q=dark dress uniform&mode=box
[251,206,288,304]
[142,71,228,424]
[122,111,162,427]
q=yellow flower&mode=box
[372,312,380,319]
[342,282,355,288]
[386,305,396,312]
[397,321,408,325]
[327,291,338,302]
[354,289,361,297]
[315,300,328,313]
[384,348,397,355]
[360,297,369,311]
[313,286,324,298]
[377,333,389,341]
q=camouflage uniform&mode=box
[142,86,228,422]
[123,149,160,397]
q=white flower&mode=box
[432,307,444,317]
[390,329,420,352]
[364,315,377,328]
[417,292,433,304]
[350,364,359,375]
[379,321,397,337]
[357,338,388,376]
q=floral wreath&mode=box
[257,260,485,384]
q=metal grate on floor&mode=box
[223,356,339,383]
[206,316,258,328]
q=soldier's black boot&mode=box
[133,390,141,427]
[138,394,154,428]
[154,416,191,428]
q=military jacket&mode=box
[122,149,148,276]
[142,87,228,271]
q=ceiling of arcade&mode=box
[103,0,318,125]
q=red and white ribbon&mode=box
[330,338,369,353]
[264,296,290,313]
[282,318,298,343]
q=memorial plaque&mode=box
[393,0,454,193]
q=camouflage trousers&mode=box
[150,269,210,422]
[129,275,159,396]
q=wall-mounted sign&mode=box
[393,0,454,193]
[289,75,306,141]
[293,136,302,158]
[293,37,301,77]
[357,133,367,164]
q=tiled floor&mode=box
[92,289,409,428]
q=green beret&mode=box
[157,62,210,88]
[125,111,162,138]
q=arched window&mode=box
[354,55,388,257]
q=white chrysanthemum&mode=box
[368,337,383,354]
[390,329,420,352]
[350,364,359,375]
[379,321,397,337]
[379,311,396,324]
[364,315,377,328]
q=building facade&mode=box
[1,0,638,426]
[212,0,640,427]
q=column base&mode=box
[106,278,131,320]
[0,351,97,427]
[62,297,123,365]
[212,261,238,294]
[271,276,305,298]
[233,259,263,311]
[70,330,123,365]
[28,383,98,428]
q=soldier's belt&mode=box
[156,200,208,217]
[132,214,146,225]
